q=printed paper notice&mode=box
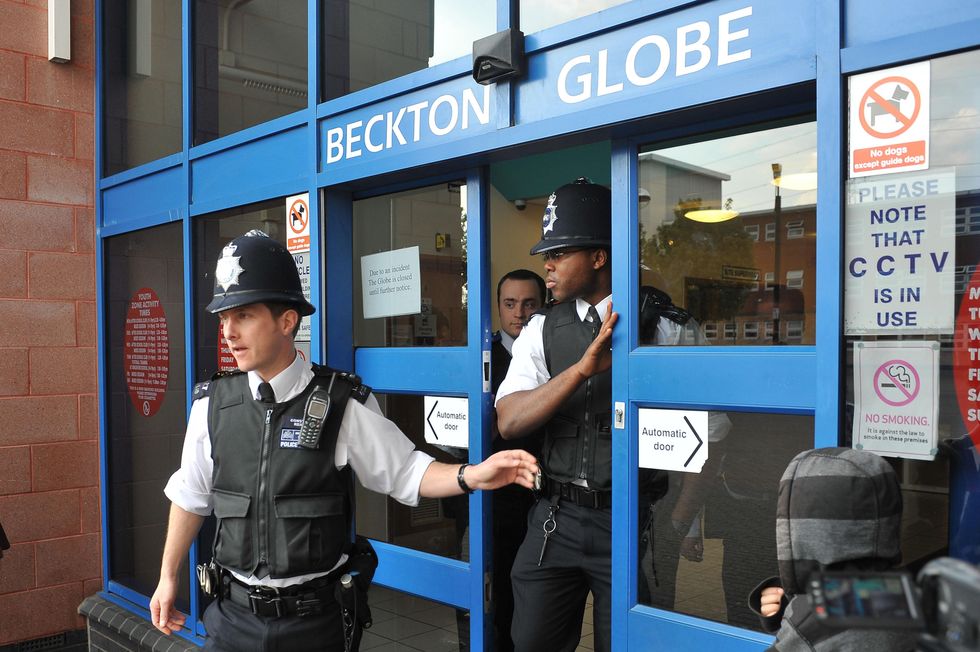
[361,246,421,319]
[853,340,939,461]
[424,396,468,449]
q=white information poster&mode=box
[853,340,940,461]
[849,61,930,178]
[844,169,955,335]
[360,246,422,319]
[423,396,469,449]
[637,408,708,473]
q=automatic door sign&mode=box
[124,287,169,418]
[424,396,469,449]
[849,61,930,178]
[638,409,708,473]
[853,341,939,461]
[286,193,310,253]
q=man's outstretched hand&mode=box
[464,449,539,491]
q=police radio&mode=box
[298,375,336,449]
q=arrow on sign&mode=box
[426,400,440,440]
[683,415,703,468]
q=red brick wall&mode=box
[0,0,100,645]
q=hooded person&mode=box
[748,447,918,652]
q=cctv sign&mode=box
[849,62,930,178]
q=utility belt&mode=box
[540,474,611,509]
[221,567,346,618]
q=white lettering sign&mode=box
[556,6,752,104]
[325,86,491,165]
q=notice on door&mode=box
[849,61,930,178]
[360,246,421,319]
[951,266,980,452]
[853,340,939,461]
[124,287,169,418]
[638,408,708,473]
[844,169,955,335]
[424,396,468,449]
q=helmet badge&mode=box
[542,192,559,235]
[215,243,244,291]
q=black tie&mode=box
[257,382,275,403]
[587,306,601,338]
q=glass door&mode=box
[612,119,829,650]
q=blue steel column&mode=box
[467,168,492,652]
[814,0,844,447]
[307,0,323,362]
[610,139,636,651]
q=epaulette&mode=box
[193,369,244,401]
[312,364,372,404]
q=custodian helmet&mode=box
[206,230,316,316]
[529,177,612,255]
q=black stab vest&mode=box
[205,366,361,578]
[541,301,613,490]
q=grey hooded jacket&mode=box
[747,447,918,652]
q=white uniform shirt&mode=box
[164,353,434,587]
[495,295,731,443]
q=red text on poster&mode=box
[217,321,238,372]
[952,266,980,450]
[124,288,169,417]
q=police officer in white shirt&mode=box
[150,230,539,652]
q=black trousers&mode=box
[510,498,612,652]
[202,592,347,652]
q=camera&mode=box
[514,199,527,211]
[808,557,980,651]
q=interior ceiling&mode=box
[490,141,612,201]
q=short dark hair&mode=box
[497,269,546,304]
[265,302,303,339]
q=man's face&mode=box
[543,248,600,304]
[218,303,296,381]
[498,278,543,338]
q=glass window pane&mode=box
[353,182,468,347]
[637,411,812,629]
[194,0,307,145]
[520,0,631,35]
[105,224,187,606]
[355,393,469,560]
[321,0,495,102]
[638,121,818,346]
[103,0,183,176]
[844,49,980,566]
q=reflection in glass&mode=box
[638,121,818,346]
[362,585,467,650]
[520,0,631,35]
[353,182,468,347]
[356,393,468,561]
[103,0,183,175]
[844,49,980,566]
[322,0,494,101]
[194,0,307,145]
[105,225,187,606]
[637,412,812,629]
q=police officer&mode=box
[150,230,539,652]
[495,179,619,652]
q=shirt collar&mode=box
[575,294,613,323]
[247,352,311,403]
[499,330,516,354]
